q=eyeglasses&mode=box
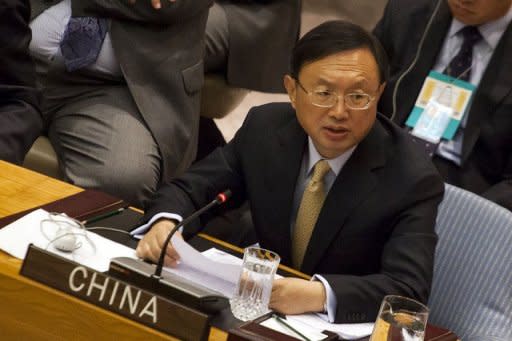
[295,79,376,110]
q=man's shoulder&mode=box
[249,102,294,115]
[375,114,441,176]
[384,0,434,16]
[244,102,296,126]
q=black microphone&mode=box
[152,190,232,278]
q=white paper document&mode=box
[195,247,374,340]
[261,315,329,341]
[287,313,374,340]
[164,238,243,298]
[0,209,137,272]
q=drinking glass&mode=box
[230,247,280,321]
[370,295,429,341]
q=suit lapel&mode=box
[264,116,307,264]
[301,121,388,274]
[462,21,512,163]
[396,1,452,122]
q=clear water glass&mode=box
[370,295,429,341]
[230,247,280,321]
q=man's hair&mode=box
[290,20,389,84]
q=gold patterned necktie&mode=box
[292,159,331,268]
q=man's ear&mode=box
[377,82,386,99]
[284,75,297,109]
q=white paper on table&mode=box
[163,239,243,298]
[287,313,374,340]
[195,248,375,340]
[0,209,137,272]
[261,315,328,341]
[199,247,374,339]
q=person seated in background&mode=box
[205,0,301,94]
[28,0,211,207]
[0,0,42,164]
[374,0,512,210]
[134,21,444,323]
[196,0,301,160]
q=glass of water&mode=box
[370,295,429,341]
[230,246,280,321]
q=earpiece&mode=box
[53,227,79,252]
[40,212,102,256]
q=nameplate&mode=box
[20,245,210,341]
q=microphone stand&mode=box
[152,190,232,279]
[108,190,232,314]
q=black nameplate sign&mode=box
[20,245,210,341]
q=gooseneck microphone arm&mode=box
[152,190,232,278]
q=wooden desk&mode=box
[0,161,458,341]
[0,161,226,340]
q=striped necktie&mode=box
[60,17,108,72]
[444,26,482,81]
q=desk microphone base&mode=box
[108,257,229,314]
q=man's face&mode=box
[447,0,512,25]
[284,48,385,159]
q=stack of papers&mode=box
[164,235,242,297]
[197,247,374,340]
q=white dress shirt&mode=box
[433,7,512,165]
[29,0,123,78]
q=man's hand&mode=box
[128,0,176,10]
[269,278,326,315]
[135,219,182,267]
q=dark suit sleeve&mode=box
[142,109,255,236]
[0,0,42,164]
[372,0,397,53]
[322,173,443,323]
[72,0,213,25]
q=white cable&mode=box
[391,0,443,120]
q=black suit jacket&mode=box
[374,0,512,210]
[219,0,301,92]
[0,0,42,164]
[144,102,444,323]
[30,0,212,181]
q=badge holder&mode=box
[410,86,453,156]
[405,71,476,157]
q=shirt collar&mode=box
[448,6,512,50]
[306,138,356,176]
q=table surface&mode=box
[0,161,227,340]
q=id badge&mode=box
[411,99,452,143]
[405,71,475,141]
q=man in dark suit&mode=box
[135,21,444,323]
[374,0,512,210]
[0,0,42,164]
[29,0,211,207]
